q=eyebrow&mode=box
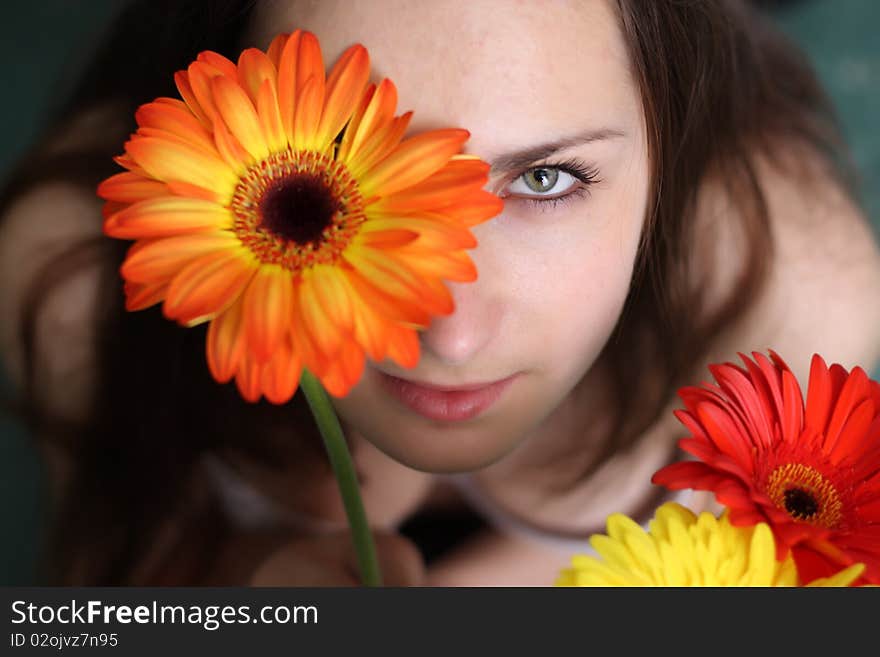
[489,128,627,173]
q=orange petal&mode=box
[275,30,302,144]
[319,340,365,398]
[211,74,269,161]
[242,265,294,363]
[358,228,420,249]
[394,247,478,283]
[212,114,252,173]
[260,340,302,405]
[372,158,492,213]
[164,250,255,326]
[350,297,390,362]
[197,50,238,79]
[297,272,344,362]
[344,246,454,316]
[186,60,227,125]
[266,33,289,69]
[97,172,168,203]
[310,265,355,333]
[235,351,264,403]
[294,74,324,150]
[165,180,226,204]
[206,299,247,383]
[102,200,127,221]
[256,78,287,154]
[135,100,216,153]
[124,279,168,311]
[343,267,431,327]
[237,48,277,105]
[289,285,332,376]
[338,79,397,164]
[316,44,369,146]
[104,196,233,239]
[346,112,412,180]
[135,127,218,158]
[125,136,238,197]
[385,323,421,369]
[277,30,325,148]
[360,213,476,250]
[121,232,240,283]
[359,129,469,198]
[174,70,212,127]
[429,188,505,227]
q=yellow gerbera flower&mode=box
[555,502,865,587]
[99,30,503,402]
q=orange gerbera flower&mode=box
[99,31,502,402]
[652,351,880,584]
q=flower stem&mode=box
[299,369,382,586]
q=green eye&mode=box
[522,167,559,193]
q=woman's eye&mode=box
[506,167,579,198]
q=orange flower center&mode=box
[231,149,365,272]
[766,463,842,528]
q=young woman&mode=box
[2,0,879,586]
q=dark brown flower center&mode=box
[783,487,819,520]
[231,149,365,272]
[258,174,340,246]
[766,463,842,529]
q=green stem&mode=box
[299,369,382,586]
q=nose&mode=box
[418,276,500,367]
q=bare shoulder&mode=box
[696,140,880,383]
[0,180,107,423]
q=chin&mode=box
[367,430,521,474]
[343,406,527,473]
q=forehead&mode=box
[249,0,640,154]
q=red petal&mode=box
[824,366,870,455]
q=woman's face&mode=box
[251,0,650,472]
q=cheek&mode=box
[512,198,644,377]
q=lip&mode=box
[376,371,518,422]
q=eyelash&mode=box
[505,158,602,210]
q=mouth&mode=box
[375,371,518,422]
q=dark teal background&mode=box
[1,0,879,585]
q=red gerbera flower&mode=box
[652,350,880,584]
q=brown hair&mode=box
[0,0,857,583]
